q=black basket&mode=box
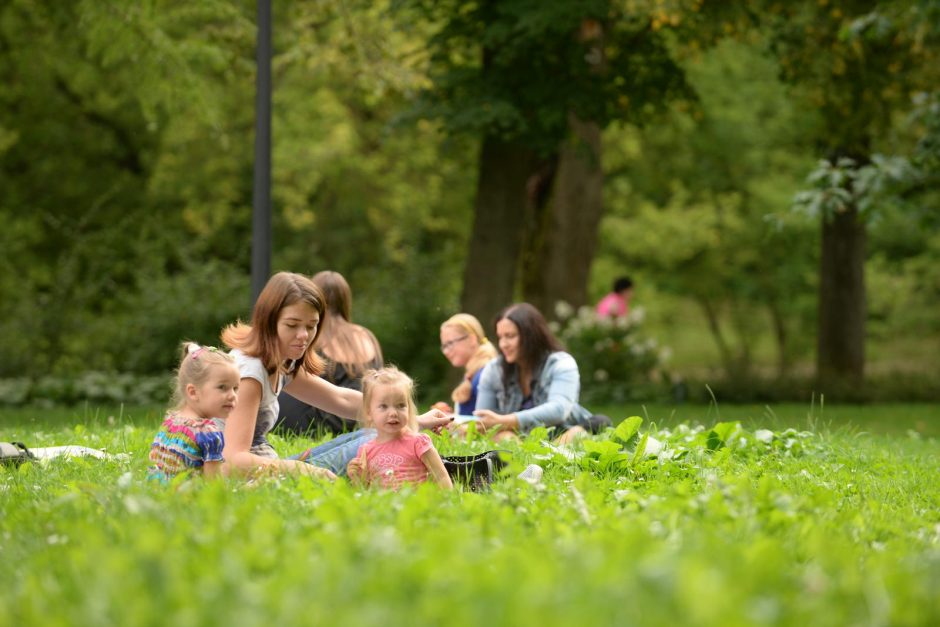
[0,441,35,467]
[442,450,509,491]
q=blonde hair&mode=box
[172,342,237,409]
[358,366,418,431]
[441,313,498,406]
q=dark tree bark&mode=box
[459,136,539,325]
[521,114,604,317]
[767,300,792,378]
[816,204,867,386]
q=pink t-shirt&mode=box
[596,292,627,317]
[357,432,434,489]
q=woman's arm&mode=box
[420,448,454,490]
[283,368,362,419]
[223,378,280,473]
[416,408,453,433]
[473,409,519,433]
[470,360,519,432]
[473,354,580,432]
[512,354,580,431]
[223,378,336,478]
[474,360,500,412]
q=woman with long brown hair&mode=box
[276,271,383,436]
[222,272,449,478]
[472,303,611,443]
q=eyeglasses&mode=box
[440,335,469,352]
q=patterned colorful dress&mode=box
[148,411,225,482]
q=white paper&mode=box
[28,446,112,460]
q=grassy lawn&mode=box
[598,402,940,437]
[2,404,939,626]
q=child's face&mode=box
[188,363,240,420]
[368,384,411,437]
[277,302,320,361]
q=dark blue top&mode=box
[455,368,484,415]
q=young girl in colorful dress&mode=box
[148,343,240,481]
[346,367,453,490]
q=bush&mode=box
[551,303,673,404]
[0,372,171,408]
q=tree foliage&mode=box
[0,0,936,397]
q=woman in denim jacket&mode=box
[473,303,611,443]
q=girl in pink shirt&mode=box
[347,367,453,490]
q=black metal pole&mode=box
[251,0,272,306]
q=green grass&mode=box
[2,404,939,626]
[597,402,940,437]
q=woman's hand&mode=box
[279,459,337,481]
[431,401,453,414]
[417,408,455,434]
[472,409,518,433]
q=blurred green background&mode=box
[1,0,937,407]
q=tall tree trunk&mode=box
[816,204,866,386]
[767,300,792,378]
[699,297,734,377]
[522,114,604,317]
[459,136,539,325]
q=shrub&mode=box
[551,303,673,404]
[0,372,171,408]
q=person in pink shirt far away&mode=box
[595,276,634,318]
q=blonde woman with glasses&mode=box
[435,313,498,417]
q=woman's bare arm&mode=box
[283,369,363,419]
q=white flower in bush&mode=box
[755,429,774,443]
[554,300,575,321]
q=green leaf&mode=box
[613,416,643,446]
[631,432,650,466]
[582,440,623,459]
[706,421,740,450]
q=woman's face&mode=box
[440,325,478,369]
[277,302,320,361]
[496,318,521,365]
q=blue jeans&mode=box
[290,429,376,477]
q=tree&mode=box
[598,38,818,379]
[761,0,939,385]
[394,0,705,322]
[0,0,257,375]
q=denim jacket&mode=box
[476,351,592,432]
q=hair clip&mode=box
[189,344,218,360]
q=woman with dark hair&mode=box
[473,303,611,443]
[276,270,383,436]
